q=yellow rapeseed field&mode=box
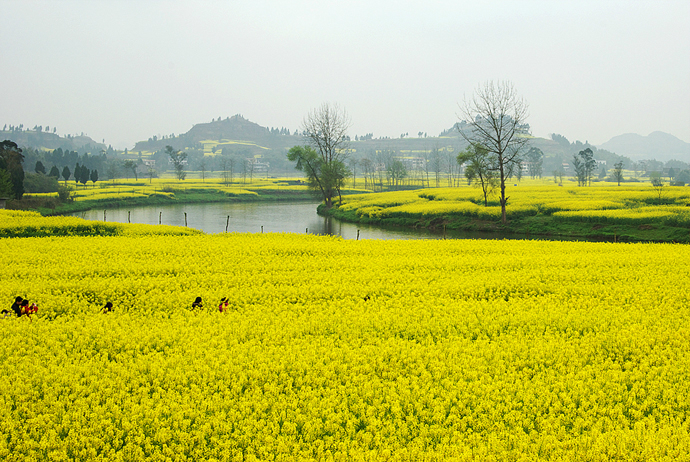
[338,184,690,226]
[2,216,690,460]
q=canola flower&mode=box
[2,230,690,460]
[0,210,201,238]
[338,184,690,226]
[38,177,324,204]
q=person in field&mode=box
[218,297,229,312]
[102,302,113,313]
[192,297,203,310]
[20,299,37,321]
[2,296,24,317]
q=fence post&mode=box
[226,215,230,233]
[184,212,187,227]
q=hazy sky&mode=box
[3,0,689,149]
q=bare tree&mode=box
[288,103,351,206]
[459,81,530,224]
[430,145,442,187]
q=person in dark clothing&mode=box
[102,302,114,313]
[3,296,24,317]
[192,297,203,310]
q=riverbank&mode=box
[322,207,690,243]
[320,185,690,243]
[10,178,321,216]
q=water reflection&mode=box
[74,201,604,241]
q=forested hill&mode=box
[132,115,301,153]
[0,127,106,154]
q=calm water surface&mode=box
[74,201,596,241]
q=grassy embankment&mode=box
[321,180,690,243]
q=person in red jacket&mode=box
[218,297,229,312]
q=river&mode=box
[73,201,535,240]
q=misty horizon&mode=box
[2,1,688,150]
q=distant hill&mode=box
[0,129,106,154]
[132,115,301,154]
[598,132,690,162]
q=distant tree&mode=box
[458,144,498,206]
[79,166,90,186]
[0,140,25,199]
[459,81,530,224]
[220,156,234,185]
[668,167,676,181]
[430,146,442,188]
[552,168,564,186]
[90,169,99,186]
[166,146,187,180]
[598,166,606,180]
[525,147,543,179]
[612,161,624,186]
[106,161,119,182]
[348,158,358,189]
[388,160,407,188]
[123,159,138,180]
[650,172,665,203]
[146,164,156,184]
[48,165,60,178]
[572,148,595,186]
[199,158,207,182]
[74,163,81,185]
[35,160,46,175]
[62,166,71,184]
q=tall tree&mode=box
[457,144,498,206]
[62,166,71,184]
[573,148,596,186]
[459,81,530,224]
[650,172,665,203]
[90,169,99,186]
[166,146,187,180]
[35,160,46,175]
[287,103,351,206]
[123,160,138,181]
[0,140,25,199]
[48,165,60,178]
[612,161,624,186]
[572,155,586,187]
[525,147,543,179]
[79,166,90,186]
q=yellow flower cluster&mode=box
[2,232,690,459]
[0,210,202,238]
[339,184,690,224]
[52,177,318,203]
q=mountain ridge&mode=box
[598,131,690,162]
